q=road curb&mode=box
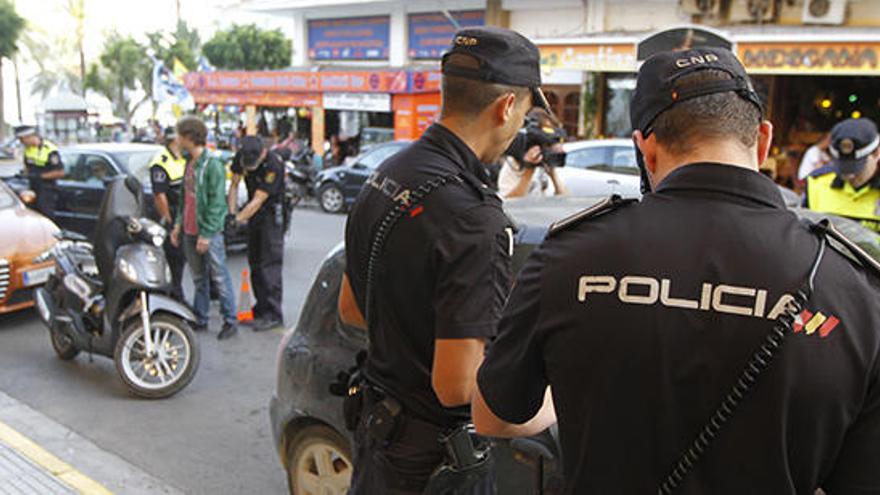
[0,390,183,495]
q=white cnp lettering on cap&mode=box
[455,36,479,47]
[577,274,784,320]
[674,53,720,68]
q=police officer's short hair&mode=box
[651,69,762,156]
[176,116,208,146]
[440,54,530,118]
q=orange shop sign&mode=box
[185,70,411,94]
[738,42,880,75]
[539,43,637,73]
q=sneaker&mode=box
[218,322,239,340]
[253,318,283,332]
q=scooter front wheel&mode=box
[50,323,79,361]
[114,314,200,399]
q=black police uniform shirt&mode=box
[231,150,285,217]
[149,148,183,219]
[345,123,514,428]
[478,163,880,494]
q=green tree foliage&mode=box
[147,20,201,70]
[202,24,291,70]
[0,0,25,137]
[84,33,151,124]
[0,0,24,59]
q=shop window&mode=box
[604,75,636,138]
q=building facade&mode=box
[192,0,880,168]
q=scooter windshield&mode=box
[94,176,144,283]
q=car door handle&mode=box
[606,179,620,185]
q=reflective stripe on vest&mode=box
[151,148,186,185]
[23,140,59,168]
[807,172,880,233]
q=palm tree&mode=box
[65,0,87,96]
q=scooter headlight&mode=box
[118,258,139,282]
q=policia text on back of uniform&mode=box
[337,27,556,494]
[473,47,880,494]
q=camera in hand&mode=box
[506,117,568,168]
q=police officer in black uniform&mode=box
[149,127,187,299]
[337,27,548,494]
[474,47,880,494]
[229,136,285,331]
[16,125,64,217]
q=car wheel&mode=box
[286,424,353,495]
[318,183,345,214]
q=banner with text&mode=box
[308,16,390,60]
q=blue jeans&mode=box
[183,233,236,327]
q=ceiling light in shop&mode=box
[852,111,862,119]
[820,99,832,109]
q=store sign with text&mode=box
[308,16,390,60]
[408,10,485,59]
[323,92,392,112]
[739,42,880,75]
[185,70,412,94]
[539,44,637,73]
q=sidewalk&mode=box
[0,391,182,495]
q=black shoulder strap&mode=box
[364,174,463,329]
[660,221,831,494]
[547,195,637,238]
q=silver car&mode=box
[554,139,641,198]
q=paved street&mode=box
[0,207,347,494]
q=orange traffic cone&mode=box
[237,268,255,323]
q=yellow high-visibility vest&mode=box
[806,172,880,233]
[150,147,186,185]
[23,140,59,168]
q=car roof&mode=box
[62,143,163,154]
[562,139,633,152]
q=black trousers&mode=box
[247,210,284,322]
[34,186,56,219]
[348,396,496,495]
[163,236,186,300]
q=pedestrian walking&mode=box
[170,116,239,340]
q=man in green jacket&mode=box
[170,116,239,340]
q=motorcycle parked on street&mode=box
[33,176,199,399]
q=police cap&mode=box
[239,135,264,169]
[441,26,551,113]
[828,118,879,176]
[14,125,37,139]
[630,47,763,136]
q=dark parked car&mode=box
[314,141,409,214]
[2,143,248,249]
[269,193,880,495]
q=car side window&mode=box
[60,152,83,179]
[358,145,402,169]
[69,154,115,185]
[611,147,639,176]
[566,147,612,172]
